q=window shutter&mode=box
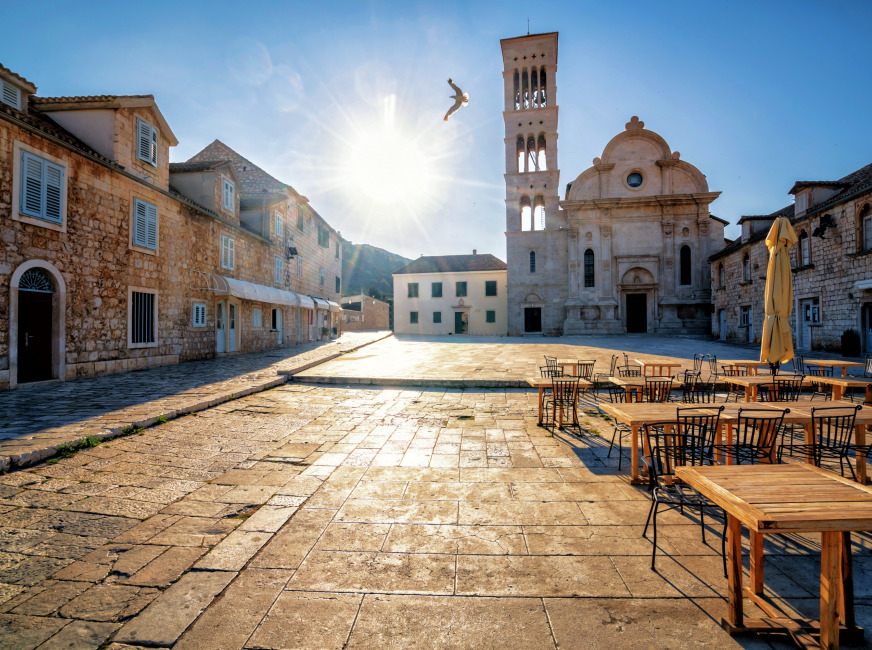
[137,120,157,166]
[133,199,147,247]
[149,125,158,165]
[146,202,158,249]
[21,151,44,218]
[1,81,21,109]
[228,238,235,268]
[43,162,63,223]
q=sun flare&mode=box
[346,127,434,206]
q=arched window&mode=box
[529,251,536,273]
[530,68,539,108]
[679,245,691,285]
[527,136,537,171]
[522,69,529,109]
[718,263,724,288]
[798,230,810,266]
[533,195,545,230]
[520,196,532,231]
[861,204,872,251]
[583,249,595,288]
[516,136,525,173]
[743,253,750,282]
[537,134,547,171]
[513,70,520,110]
[539,68,547,107]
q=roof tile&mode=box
[394,254,507,274]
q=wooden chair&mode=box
[543,377,579,432]
[602,384,630,470]
[715,408,787,465]
[781,405,862,480]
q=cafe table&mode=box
[634,358,684,376]
[801,375,872,402]
[609,376,676,402]
[718,359,773,376]
[722,374,805,402]
[556,359,595,377]
[802,359,864,378]
[526,377,592,426]
[675,464,871,649]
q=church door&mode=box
[18,288,54,383]
[626,294,647,333]
[524,307,542,333]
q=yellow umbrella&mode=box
[760,216,798,365]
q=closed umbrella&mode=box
[760,217,798,366]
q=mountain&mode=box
[342,242,411,298]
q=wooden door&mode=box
[216,302,226,354]
[17,290,53,383]
[228,303,237,352]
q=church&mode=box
[501,32,726,336]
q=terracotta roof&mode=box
[0,63,37,94]
[801,161,872,212]
[709,204,794,262]
[393,254,507,275]
[789,180,851,194]
[169,161,228,173]
[31,94,154,105]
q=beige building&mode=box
[0,62,341,390]
[392,254,507,335]
[710,161,872,353]
[340,294,390,331]
[500,32,724,335]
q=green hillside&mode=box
[342,242,410,299]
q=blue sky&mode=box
[5,1,871,261]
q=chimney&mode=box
[472,249,477,255]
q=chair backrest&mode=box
[605,383,627,403]
[773,376,804,401]
[721,365,748,377]
[544,356,558,372]
[681,376,716,403]
[575,360,596,380]
[644,377,673,403]
[617,365,642,378]
[676,405,724,449]
[643,421,712,487]
[693,353,705,374]
[551,377,578,403]
[793,354,805,374]
[812,405,861,454]
[540,365,564,378]
[732,407,788,464]
[705,354,719,376]
[609,354,619,376]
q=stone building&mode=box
[500,33,725,336]
[392,253,507,336]
[0,63,341,390]
[340,293,390,331]
[710,161,872,353]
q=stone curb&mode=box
[2,332,393,472]
[292,375,528,388]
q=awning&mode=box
[312,297,330,310]
[327,300,342,313]
[297,294,315,310]
[211,275,307,308]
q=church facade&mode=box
[500,33,726,336]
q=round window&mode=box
[626,172,643,188]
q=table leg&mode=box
[854,424,867,484]
[744,386,751,402]
[724,423,733,465]
[630,425,640,483]
[840,531,855,630]
[538,388,544,425]
[842,366,848,378]
[865,385,872,405]
[820,531,842,650]
[749,530,764,596]
[715,422,724,464]
[803,423,815,466]
[833,385,843,401]
[726,515,744,628]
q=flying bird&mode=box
[443,78,468,121]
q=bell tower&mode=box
[500,32,566,335]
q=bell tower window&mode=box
[520,196,532,231]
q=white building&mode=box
[392,253,507,335]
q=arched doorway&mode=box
[618,267,656,334]
[10,260,66,387]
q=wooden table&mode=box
[800,376,872,402]
[803,360,864,378]
[556,359,595,377]
[609,376,676,402]
[722,374,804,402]
[634,358,683,376]
[526,377,592,427]
[676,464,871,649]
[718,359,773,376]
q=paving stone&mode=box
[383,524,526,555]
[246,591,361,650]
[314,523,391,553]
[249,509,336,569]
[35,620,120,650]
[10,580,90,615]
[0,614,68,650]
[195,531,271,572]
[123,547,206,587]
[58,583,158,622]
[0,556,74,586]
[114,570,236,646]
[335,500,458,525]
[147,516,239,547]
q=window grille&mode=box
[131,291,156,344]
[19,268,54,293]
[529,251,536,273]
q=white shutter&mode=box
[146,202,158,249]
[20,151,44,218]
[275,211,283,237]
[274,257,282,284]
[223,180,234,211]
[2,81,21,109]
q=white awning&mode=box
[297,294,315,310]
[854,279,872,291]
[327,300,342,313]
[312,297,330,310]
[212,275,304,307]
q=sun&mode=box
[346,127,434,206]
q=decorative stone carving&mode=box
[665,258,673,269]
[601,226,611,238]
[585,231,592,242]
[681,227,690,237]
[625,116,644,131]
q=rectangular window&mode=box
[318,224,330,247]
[131,291,156,344]
[740,306,751,327]
[335,241,340,259]
[408,283,419,298]
[485,281,497,296]
[221,236,235,270]
[297,207,304,231]
[132,198,158,250]
[1,80,21,110]
[192,302,206,327]
[410,311,419,324]
[431,282,442,298]
[222,179,235,211]
[486,310,496,323]
[19,151,64,224]
[252,307,262,328]
[136,118,158,167]
[864,215,872,250]
[456,281,467,297]
[275,257,283,284]
[335,276,341,293]
[275,211,283,238]
[803,298,820,324]
[433,311,442,324]
[584,251,595,288]
[296,256,303,278]
[319,267,325,287]
[271,308,280,330]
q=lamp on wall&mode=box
[690,291,696,300]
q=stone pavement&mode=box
[0,331,390,470]
[295,334,830,386]
[0,382,868,648]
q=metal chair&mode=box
[719,365,747,403]
[793,353,805,375]
[781,405,863,480]
[641,420,726,571]
[592,354,619,394]
[602,384,631,470]
[705,354,721,383]
[681,375,717,403]
[617,365,642,378]
[693,353,705,376]
[715,407,788,465]
[676,405,725,457]
[544,356,559,375]
[643,377,673,403]
[543,377,579,432]
[570,360,596,381]
[805,365,833,400]
[759,376,804,402]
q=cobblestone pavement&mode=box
[0,384,868,648]
[296,334,840,385]
[0,331,390,470]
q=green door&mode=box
[454,311,467,334]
